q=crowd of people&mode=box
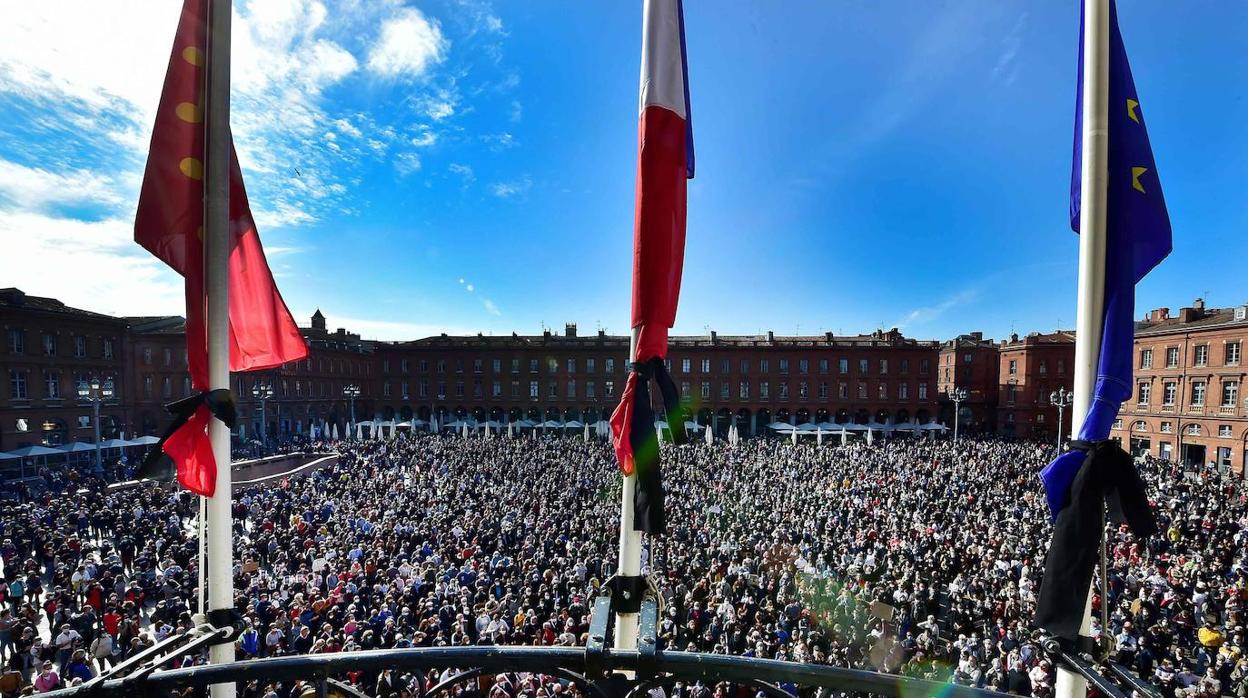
[0,431,1244,698]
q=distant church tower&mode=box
[311,309,326,331]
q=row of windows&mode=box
[379,356,934,377]
[6,370,123,401]
[1140,342,1241,370]
[1114,419,1241,438]
[677,380,930,402]
[676,357,930,377]
[7,329,116,360]
[384,357,620,376]
[1006,358,1067,376]
[1137,379,1241,408]
[383,380,619,401]
[282,356,370,376]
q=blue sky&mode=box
[0,0,1245,342]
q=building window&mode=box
[919,359,930,374]
[918,383,928,399]
[7,329,23,354]
[1222,381,1239,407]
[739,380,749,399]
[489,358,498,373]
[437,360,446,373]
[944,367,951,382]
[1137,383,1151,405]
[776,359,788,374]
[682,358,691,373]
[1160,421,1172,433]
[760,359,769,374]
[530,381,539,398]
[901,359,910,374]
[879,359,888,375]
[382,359,391,374]
[567,359,576,373]
[586,380,596,398]
[857,382,867,399]
[799,359,809,375]
[1112,418,1123,430]
[74,335,86,358]
[681,382,691,399]
[567,380,576,398]
[472,380,482,398]
[760,382,770,400]
[1039,360,1047,375]
[878,383,887,399]
[818,382,828,399]
[606,358,616,373]
[184,377,192,396]
[510,381,519,398]
[1163,382,1176,406]
[778,383,789,399]
[529,359,538,373]
[420,380,429,398]
[740,359,750,374]
[819,359,829,374]
[798,382,808,399]
[1185,424,1201,436]
[587,359,596,373]
[510,358,519,373]
[1008,360,1017,376]
[1057,359,1065,374]
[42,333,55,356]
[1037,413,1046,424]
[45,371,60,399]
[1192,381,1206,407]
[547,383,557,398]
[720,382,730,399]
[701,359,711,373]
[1194,345,1209,367]
[1165,347,1178,368]
[1008,385,1018,404]
[605,380,615,398]
[473,359,483,373]
[838,358,848,375]
[548,359,558,374]
[1140,349,1153,369]
[701,382,711,399]
[838,382,848,399]
[858,359,868,375]
[1218,424,1233,438]
[162,377,172,399]
[1227,342,1242,367]
[899,383,909,400]
[9,370,27,399]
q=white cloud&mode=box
[482,298,501,316]
[410,130,438,147]
[0,159,125,211]
[465,284,474,292]
[367,7,448,79]
[394,152,422,175]
[448,163,475,182]
[0,211,183,317]
[490,176,531,198]
[334,117,362,138]
[482,132,514,151]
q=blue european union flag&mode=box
[1041,0,1172,518]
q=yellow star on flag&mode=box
[1132,167,1148,193]
[1127,98,1141,124]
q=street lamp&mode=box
[1050,386,1074,448]
[343,384,361,437]
[946,386,968,443]
[251,382,274,446]
[77,376,115,476]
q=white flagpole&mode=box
[204,0,236,694]
[1056,1,1110,698]
[615,328,643,652]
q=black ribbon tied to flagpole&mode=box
[628,357,685,535]
[136,388,237,483]
[1035,439,1156,645]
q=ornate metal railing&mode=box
[38,594,1139,698]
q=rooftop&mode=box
[0,288,122,322]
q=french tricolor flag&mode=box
[610,0,694,535]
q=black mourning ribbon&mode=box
[1035,439,1156,643]
[136,389,237,483]
[628,357,684,535]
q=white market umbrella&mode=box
[508,421,515,439]
[866,428,874,446]
[331,423,339,440]
[130,435,161,446]
[583,421,590,442]
[790,427,798,446]
[840,427,848,446]
[58,442,97,453]
[461,423,469,438]
[705,423,713,445]
[816,428,823,446]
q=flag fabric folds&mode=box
[1040,0,1171,518]
[610,0,694,535]
[135,0,308,496]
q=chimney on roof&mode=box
[1193,298,1205,311]
[565,323,577,338]
[710,330,717,342]
[970,331,983,341]
[825,331,833,342]
[543,328,551,339]
[598,329,605,338]
[1010,332,1019,343]
[1149,307,1170,322]
[1178,304,1203,323]
[767,330,774,343]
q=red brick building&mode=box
[375,325,940,435]
[937,332,999,434]
[996,331,1076,440]
[0,288,129,450]
[1111,299,1248,472]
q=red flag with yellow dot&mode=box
[135,0,308,496]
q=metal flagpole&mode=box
[204,0,237,696]
[1055,1,1109,697]
[614,328,643,652]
